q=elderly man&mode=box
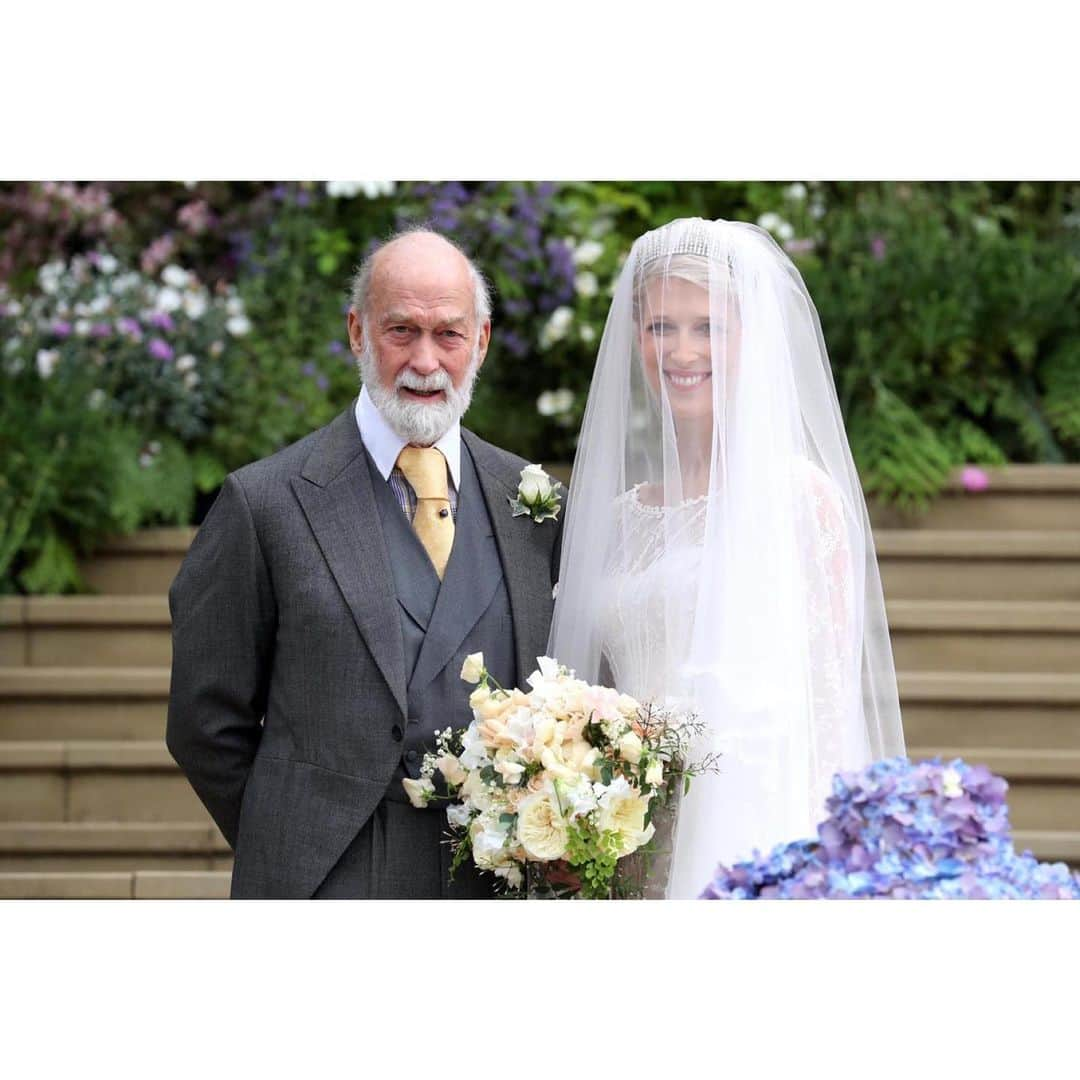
[166,228,561,898]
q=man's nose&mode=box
[409,333,441,375]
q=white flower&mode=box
[446,802,472,829]
[5,299,23,317]
[777,220,795,241]
[74,319,91,337]
[494,756,526,784]
[580,324,596,344]
[574,271,598,298]
[87,388,106,410]
[183,371,201,389]
[175,354,197,373]
[225,296,245,317]
[539,306,573,349]
[182,291,208,319]
[460,652,485,684]
[559,776,599,819]
[470,815,512,868]
[496,864,524,890]
[516,791,568,861]
[360,180,396,198]
[596,777,654,855]
[618,730,643,765]
[942,767,964,799]
[155,286,183,313]
[111,272,139,295]
[518,463,554,504]
[435,752,467,787]
[97,254,118,274]
[535,655,561,682]
[459,724,489,771]
[325,181,365,198]
[536,388,574,417]
[88,294,112,315]
[38,261,64,295]
[785,182,807,202]
[645,759,664,787]
[401,776,434,809]
[572,239,605,266]
[36,349,60,378]
[757,211,781,232]
[161,265,191,289]
[227,314,252,336]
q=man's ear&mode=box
[476,318,492,367]
[347,309,364,356]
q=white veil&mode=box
[548,218,905,898]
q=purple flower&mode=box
[302,362,317,377]
[327,340,344,355]
[870,235,887,261]
[90,322,112,338]
[117,316,142,338]
[148,311,175,332]
[148,337,174,362]
[960,466,991,492]
[316,374,329,392]
[52,319,73,338]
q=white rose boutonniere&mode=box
[509,464,564,524]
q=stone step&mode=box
[888,600,1080,672]
[0,737,207,823]
[0,597,171,667]
[870,465,1080,532]
[0,667,170,740]
[0,821,232,872]
[0,869,231,899]
[877,531,1080,601]
[77,528,194,596]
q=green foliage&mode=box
[565,819,622,900]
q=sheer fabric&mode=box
[548,218,904,898]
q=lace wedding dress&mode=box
[599,463,870,898]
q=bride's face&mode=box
[638,275,740,424]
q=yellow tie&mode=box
[395,446,455,580]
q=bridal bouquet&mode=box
[402,654,716,898]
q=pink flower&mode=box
[960,466,990,492]
[870,235,887,261]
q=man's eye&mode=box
[443,329,464,339]
[390,326,411,335]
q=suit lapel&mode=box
[408,445,502,694]
[291,406,408,719]
[463,431,552,688]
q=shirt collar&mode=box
[355,385,461,489]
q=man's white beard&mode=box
[358,342,480,446]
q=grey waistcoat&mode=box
[365,441,517,798]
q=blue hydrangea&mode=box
[700,757,1080,900]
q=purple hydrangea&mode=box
[147,311,175,332]
[700,757,1080,900]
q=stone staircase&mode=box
[0,465,1077,897]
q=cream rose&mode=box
[460,652,486,684]
[597,779,654,855]
[401,777,434,809]
[517,791,569,861]
[618,730,643,765]
[435,753,467,787]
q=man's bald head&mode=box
[349,227,491,328]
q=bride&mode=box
[548,218,905,898]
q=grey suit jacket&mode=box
[165,401,562,898]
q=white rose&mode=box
[36,349,60,378]
[518,464,554,504]
[516,792,568,861]
[401,776,434,809]
[460,652,485,684]
[618,730,643,765]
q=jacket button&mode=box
[391,724,404,742]
[405,749,419,763]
